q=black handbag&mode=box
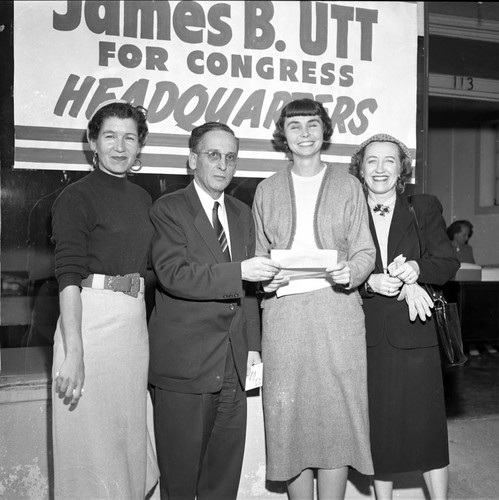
[421,284,468,367]
[409,198,468,367]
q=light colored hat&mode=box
[89,98,129,122]
[353,133,411,163]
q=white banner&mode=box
[14,1,418,177]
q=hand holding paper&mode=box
[241,256,281,282]
[388,254,420,284]
[270,249,338,280]
[262,274,290,293]
[387,254,406,275]
[326,261,351,286]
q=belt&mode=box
[81,273,144,298]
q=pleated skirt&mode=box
[52,287,159,500]
[367,338,449,475]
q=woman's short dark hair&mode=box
[349,134,413,194]
[87,101,149,147]
[189,121,239,151]
[447,220,474,240]
[273,98,333,152]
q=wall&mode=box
[428,124,499,266]
[0,387,51,499]
[0,346,52,499]
[427,8,499,267]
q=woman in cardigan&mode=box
[51,100,159,499]
[252,98,376,499]
[350,134,459,500]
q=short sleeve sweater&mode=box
[52,168,154,291]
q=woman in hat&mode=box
[350,134,459,499]
[51,100,159,499]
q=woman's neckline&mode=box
[291,161,326,178]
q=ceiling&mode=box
[428,2,499,22]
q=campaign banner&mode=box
[14,1,418,177]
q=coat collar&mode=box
[387,194,414,262]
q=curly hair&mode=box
[273,98,333,152]
[87,101,149,147]
[349,134,413,194]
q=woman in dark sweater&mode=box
[51,100,158,499]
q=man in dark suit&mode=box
[148,122,280,500]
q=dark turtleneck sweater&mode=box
[52,168,153,291]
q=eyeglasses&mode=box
[195,151,238,166]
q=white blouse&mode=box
[277,167,332,297]
[367,194,396,272]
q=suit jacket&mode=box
[148,182,261,393]
[361,194,460,349]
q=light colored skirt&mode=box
[262,286,374,481]
[52,287,159,499]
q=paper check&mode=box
[271,249,338,279]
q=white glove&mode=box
[397,283,434,322]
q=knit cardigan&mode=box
[252,163,376,289]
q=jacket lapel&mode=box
[387,195,414,264]
[368,210,385,273]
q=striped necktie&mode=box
[212,201,231,261]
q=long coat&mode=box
[361,193,460,475]
[361,193,460,348]
[148,181,261,394]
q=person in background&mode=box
[350,133,460,500]
[447,220,476,264]
[148,121,280,500]
[51,100,159,499]
[253,98,376,500]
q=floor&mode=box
[345,346,499,500]
[443,345,499,500]
[239,344,499,500]
[443,344,499,420]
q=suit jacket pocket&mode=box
[384,305,439,349]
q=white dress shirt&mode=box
[193,180,232,255]
[367,193,396,272]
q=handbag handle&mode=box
[409,201,467,367]
[408,196,423,259]
[408,197,446,305]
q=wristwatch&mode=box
[365,279,375,297]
